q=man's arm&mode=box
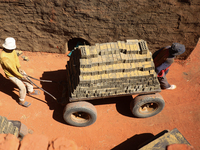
[155,58,174,74]
[2,58,24,79]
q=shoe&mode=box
[29,90,41,95]
[19,101,31,107]
[166,85,176,90]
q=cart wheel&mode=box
[63,101,97,127]
[130,93,165,118]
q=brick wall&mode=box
[0,0,199,59]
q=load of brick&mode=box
[66,39,161,100]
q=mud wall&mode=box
[0,0,199,59]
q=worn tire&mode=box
[130,93,165,118]
[63,101,97,127]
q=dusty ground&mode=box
[0,41,200,150]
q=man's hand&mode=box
[18,68,26,75]
[21,76,30,83]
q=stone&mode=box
[19,134,48,150]
[0,134,19,150]
[48,137,79,150]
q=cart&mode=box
[62,39,165,127]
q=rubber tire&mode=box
[130,93,165,118]
[63,101,97,127]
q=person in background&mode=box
[0,37,40,107]
[153,43,185,90]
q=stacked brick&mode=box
[0,116,19,137]
[66,39,161,100]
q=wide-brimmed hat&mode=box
[2,37,16,50]
[170,43,185,56]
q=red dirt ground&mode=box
[0,40,200,150]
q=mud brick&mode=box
[90,57,98,67]
[130,63,137,71]
[148,80,153,85]
[80,59,86,68]
[112,64,120,72]
[85,59,92,68]
[89,46,98,58]
[79,45,90,58]
[85,67,92,75]
[90,66,99,75]
[101,73,109,82]
[127,53,134,63]
[130,71,138,79]
[104,55,112,65]
[138,40,148,54]
[131,53,138,62]
[106,43,112,54]
[120,53,129,63]
[112,53,122,63]
[71,92,77,98]
[117,41,123,51]
[101,65,107,74]
[67,39,161,100]
[99,43,108,55]
[127,39,139,43]
[143,63,152,71]
[108,54,114,62]
[125,72,132,79]
[97,65,103,74]
[136,62,143,71]
[121,41,127,53]
[118,63,125,72]
[108,73,116,81]
[96,56,102,66]
[95,43,101,55]
[101,55,107,65]
[110,42,119,54]
[105,64,113,74]
[123,63,132,72]
[143,87,150,92]
[125,43,131,54]
[80,67,85,75]
[117,41,126,53]
[129,42,140,54]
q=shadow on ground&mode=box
[90,96,134,117]
[40,70,139,125]
[41,69,137,125]
[41,70,68,124]
[111,130,168,150]
[0,73,19,103]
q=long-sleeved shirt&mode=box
[0,50,23,79]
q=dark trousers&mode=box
[157,69,171,89]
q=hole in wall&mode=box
[67,38,90,51]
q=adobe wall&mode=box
[0,0,199,59]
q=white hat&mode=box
[2,37,16,50]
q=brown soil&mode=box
[0,41,200,150]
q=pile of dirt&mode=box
[0,0,199,59]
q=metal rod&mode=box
[26,77,57,100]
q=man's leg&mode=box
[23,81,33,94]
[158,74,171,89]
[9,77,31,107]
[9,77,27,101]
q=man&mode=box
[0,37,40,107]
[153,43,185,90]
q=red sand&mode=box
[0,40,200,150]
